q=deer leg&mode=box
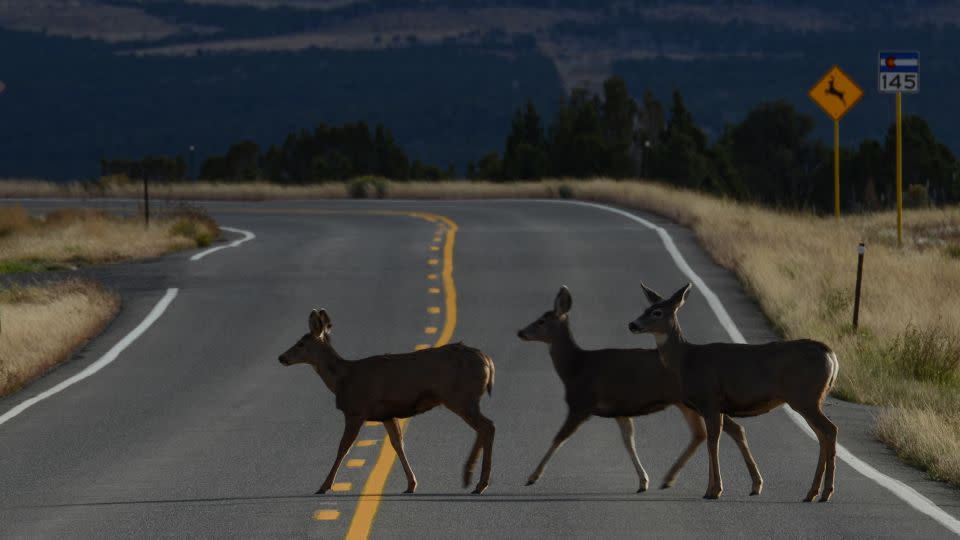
[661,405,706,489]
[798,407,838,502]
[450,402,496,494]
[384,418,417,494]
[722,415,764,495]
[615,417,649,493]
[317,416,363,494]
[703,412,724,500]
[526,410,590,486]
[463,436,483,489]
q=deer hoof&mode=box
[702,493,720,500]
[315,487,329,495]
[818,492,833,503]
[636,487,647,494]
[749,490,761,496]
[802,494,817,502]
[525,477,537,486]
[471,484,488,495]
[659,482,674,490]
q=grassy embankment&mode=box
[3,177,959,485]
[0,280,119,396]
[0,204,220,273]
[0,202,221,396]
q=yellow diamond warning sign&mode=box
[809,66,863,121]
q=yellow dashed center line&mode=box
[364,421,380,427]
[428,287,440,294]
[430,245,440,251]
[347,211,459,540]
[331,482,352,492]
[414,344,430,351]
[314,510,340,521]
[347,459,366,468]
[355,440,377,447]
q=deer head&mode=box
[279,309,340,379]
[517,286,572,343]
[627,283,691,345]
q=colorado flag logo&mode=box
[879,52,919,73]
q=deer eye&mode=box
[651,309,663,318]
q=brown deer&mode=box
[517,287,763,494]
[628,283,839,501]
[278,309,496,495]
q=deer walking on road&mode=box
[517,287,763,493]
[628,283,839,501]
[279,309,496,495]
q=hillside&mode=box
[0,0,957,179]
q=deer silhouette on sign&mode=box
[825,76,846,105]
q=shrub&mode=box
[887,324,960,385]
[557,184,575,199]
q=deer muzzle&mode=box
[628,321,642,333]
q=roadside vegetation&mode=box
[0,280,120,396]
[0,203,220,273]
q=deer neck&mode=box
[654,325,688,373]
[312,343,347,394]
[548,320,583,381]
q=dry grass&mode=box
[0,280,120,396]
[0,203,220,271]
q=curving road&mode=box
[1,199,958,539]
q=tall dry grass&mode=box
[0,204,220,271]
[0,280,120,396]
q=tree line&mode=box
[102,76,959,211]
[103,121,454,183]
[473,76,960,211]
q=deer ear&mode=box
[640,282,664,304]
[554,286,572,316]
[669,283,692,310]
[309,309,330,338]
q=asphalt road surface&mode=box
[1,199,959,539]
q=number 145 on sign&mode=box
[880,73,917,93]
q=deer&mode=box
[278,309,496,495]
[826,76,846,104]
[517,286,763,494]
[627,283,840,501]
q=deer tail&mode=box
[484,353,495,396]
[826,350,840,390]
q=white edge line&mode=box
[190,226,255,261]
[558,199,960,536]
[0,288,179,427]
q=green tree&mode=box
[502,101,547,180]
[601,76,638,177]
[882,116,959,204]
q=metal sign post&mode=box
[809,66,863,217]
[879,51,919,246]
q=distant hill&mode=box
[1,0,958,179]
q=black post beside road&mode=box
[853,242,865,329]
[143,172,150,227]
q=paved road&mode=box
[1,199,958,538]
